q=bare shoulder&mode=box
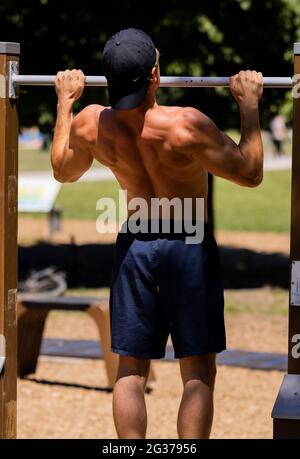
[175,107,215,130]
[71,104,105,145]
[167,106,215,149]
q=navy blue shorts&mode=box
[109,222,226,359]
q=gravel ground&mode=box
[17,218,289,439]
[18,359,283,439]
[17,312,287,439]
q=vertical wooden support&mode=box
[288,46,300,376]
[272,43,300,439]
[0,42,19,439]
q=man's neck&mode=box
[113,95,158,120]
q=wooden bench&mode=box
[17,296,156,389]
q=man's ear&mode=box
[149,65,158,83]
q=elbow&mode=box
[53,171,80,183]
[251,172,263,187]
[53,171,70,183]
[53,171,67,183]
[242,170,263,188]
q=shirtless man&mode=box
[51,28,263,439]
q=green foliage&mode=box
[0,0,297,131]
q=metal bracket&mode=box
[8,60,19,99]
[291,261,300,306]
[272,374,300,420]
[0,335,5,375]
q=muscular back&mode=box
[75,103,209,219]
[52,69,263,224]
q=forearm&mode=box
[239,104,263,182]
[51,99,74,179]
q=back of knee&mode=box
[207,362,217,387]
[180,355,217,388]
[117,356,150,380]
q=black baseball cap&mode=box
[102,28,157,110]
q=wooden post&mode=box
[272,43,300,438]
[0,42,19,439]
[288,47,300,376]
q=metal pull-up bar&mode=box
[8,59,293,99]
[11,74,292,88]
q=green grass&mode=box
[214,170,291,232]
[19,179,121,220]
[19,148,53,171]
[224,288,288,316]
[56,170,291,232]
[19,147,104,172]
[55,180,122,220]
[66,287,110,297]
[20,170,291,232]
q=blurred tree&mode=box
[0,0,298,133]
[1,0,297,230]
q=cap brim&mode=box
[108,80,149,110]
